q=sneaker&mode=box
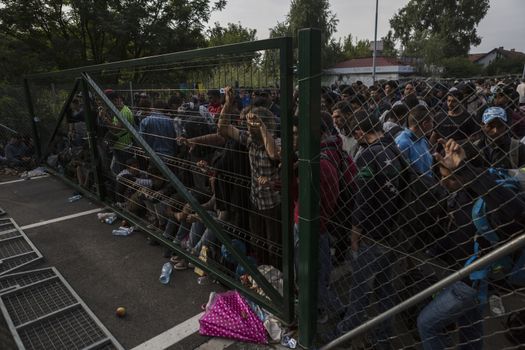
[170,255,184,263]
[173,260,188,270]
[188,262,195,269]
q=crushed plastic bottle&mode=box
[68,194,82,202]
[112,226,134,236]
[197,276,212,285]
[489,294,505,316]
[159,262,173,284]
[105,214,118,225]
[281,335,297,349]
[97,212,114,221]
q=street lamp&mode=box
[372,0,379,84]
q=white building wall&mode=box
[322,65,416,86]
[476,51,499,67]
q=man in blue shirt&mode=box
[139,100,182,156]
[395,105,434,176]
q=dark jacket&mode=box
[351,134,404,242]
[465,134,525,169]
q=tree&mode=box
[381,30,397,58]
[269,0,338,68]
[342,34,371,59]
[0,0,227,78]
[207,22,257,46]
[286,0,338,46]
[441,57,482,78]
[485,57,525,76]
[389,0,489,64]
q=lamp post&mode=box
[372,0,379,84]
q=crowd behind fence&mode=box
[9,49,525,349]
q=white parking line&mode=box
[131,312,204,350]
[20,208,104,230]
[194,338,235,350]
[0,175,49,186]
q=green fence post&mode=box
[298,28,321,348]
[279,36,295,325]
[23,79,42,161]
[81,77,106,201]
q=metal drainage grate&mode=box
[0,218,15,234]
[0,267,123,350]
[0,268,56,293]
[0,218,43,276]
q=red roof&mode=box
[468,53,486,62]
[332,56,408,68]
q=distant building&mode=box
[468,47,525,67]
[323,57,416,86]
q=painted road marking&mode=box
[194,338,235,349]
[131,312,204,350]
[0,175,49,186]
[20,208,104,230]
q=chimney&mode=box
[511,48,515,52]
[498,46,504,50]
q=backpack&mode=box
[465,168,524,301]
[320,146,357,264]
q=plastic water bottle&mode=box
[105,214,117,224]
[112,226,134,236]
[68,194,82,202]
[281,335,297,349]
[159,262,173,284]
[489,295,505,316]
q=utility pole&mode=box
[372,0,379,84]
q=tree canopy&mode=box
[207,22,257,47]
[0,0,227,80]
[389,0,490,63]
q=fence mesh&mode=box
[26,46,289,318]
[22,41,525,348]
[315,76,525,349]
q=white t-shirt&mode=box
[517,82,525,104]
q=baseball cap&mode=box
[482,106,507,125]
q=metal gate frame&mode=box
[23,37,295,323]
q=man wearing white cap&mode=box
[464,106,525,169]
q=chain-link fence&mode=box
[20,27,525,348]
[311,72,525,349]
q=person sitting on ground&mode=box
[5,135,32,169]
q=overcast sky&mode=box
[209,0,525,53]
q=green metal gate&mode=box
[23,37,295,324]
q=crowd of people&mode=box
[0,133,35,170]
[49,75,525,349]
